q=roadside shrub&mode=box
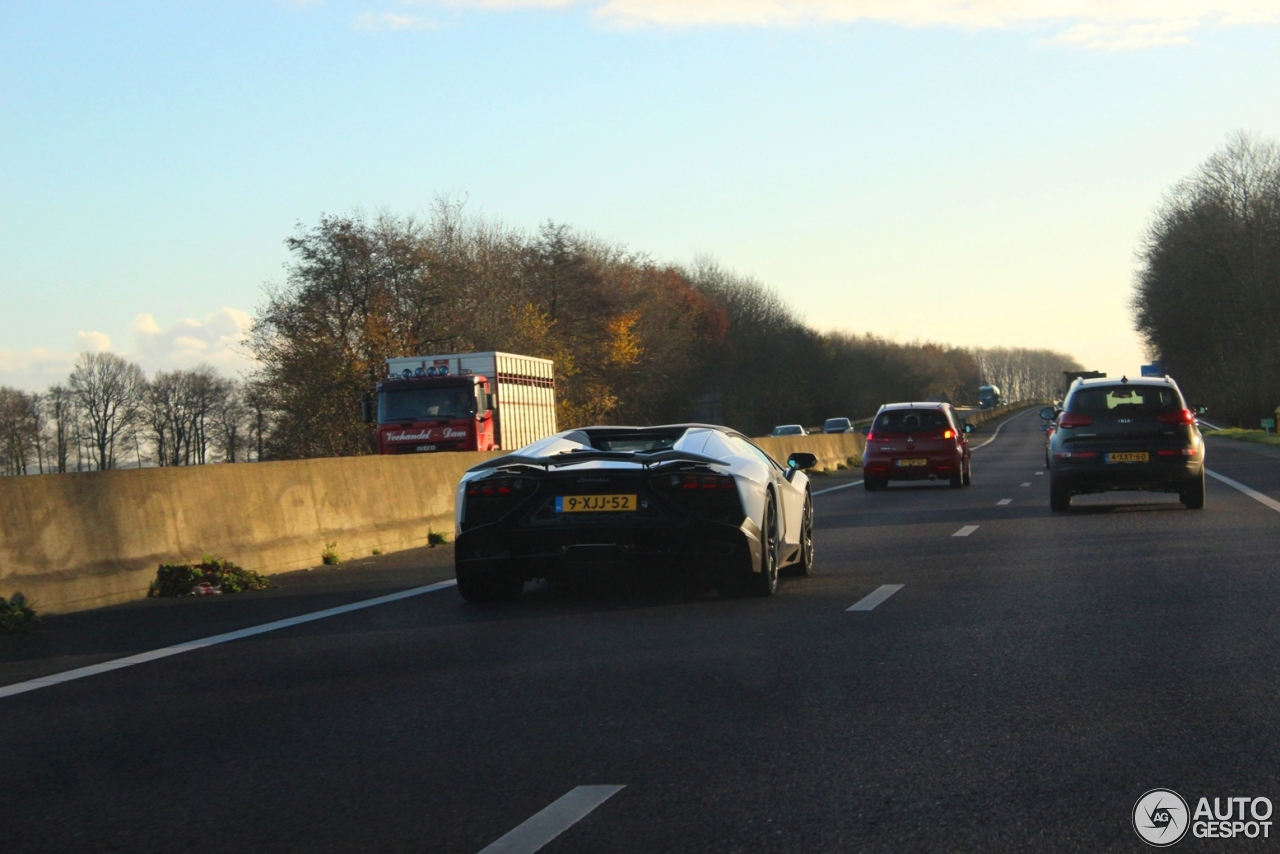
[0,594,36,632]
[428,531,449,546]
[322,542,341,565]
[371,548,383,556]
[149,557,271,597]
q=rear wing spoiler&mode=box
[467,448,727,473]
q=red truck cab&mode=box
[368,371,495,454]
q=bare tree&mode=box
[69,352,146,470]
[0,387,40,475]
[43,384,76,473]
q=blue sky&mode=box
[2,1,1278,390]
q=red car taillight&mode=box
[1157,408,1196,426]
[1058,412,1093,428]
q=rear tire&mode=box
[962,460,972,486]
[949,469,963,488]
[1181,470,1206,510]
[1049,478,1072,512]
[864,477,877,492]
[743,495,779,596]
[783,494,814,577]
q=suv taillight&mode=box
[1157,408,1196,426]
[1058,412,1093,428]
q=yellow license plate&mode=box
[895,459,928,467]
[1107,452,1149,463]
[556,494,637,513]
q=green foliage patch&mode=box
[428,531,450,546]
[322,542,341,565]
[149,556,272,597]
[0,594,36,632]
[1210,428,1280,447]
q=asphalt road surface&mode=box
[4,410,1280,852]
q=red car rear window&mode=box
[872,410,949,433]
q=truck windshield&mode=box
[379,387,475,422]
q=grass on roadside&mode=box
[0,594,36,632]
[1209,428,1280,447]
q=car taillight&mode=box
[943,429,954,439]
[1058,412,1093,428]
[865,431,876,442]
[463,476,534,529]
[653,472,743,523]
[1157,408,1196,426]
[1158,448,1199,456]
[1054,450,1097,460]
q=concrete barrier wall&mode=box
[754,432,864,471]
[0,451,501,615]
[0,408,1026,616]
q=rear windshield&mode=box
[824,418,850,430]
[585,430,685,452]
[873,410,950,433]
[1068,385,1180,414]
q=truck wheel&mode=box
[1181,471,1206,510]
[1050,478,1072,512]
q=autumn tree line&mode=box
[1,200,1081,473]
[1134,132,1280,426]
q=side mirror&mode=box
[962,424,974,434]
[787,452,818,471]
[362,392,373,425]
[1039,406,1056,420]
[1192,405,1209,416]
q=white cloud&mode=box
[408,0,1279,48]
[131,307,256,377]
[0,308,257,393]
[356,10,433,29]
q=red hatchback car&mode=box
[862,402,974,491]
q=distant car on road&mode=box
[1043,375,1206,511]
[861,402,973,490]
[770,424,808,436]
[822,417,853,434]
[453,424,818,602]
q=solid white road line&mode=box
[0,580,458,700]
[953,525,980,537]
[969,408,1033,451]
[813,480,864,496]
[996,499,1012,506]
[847,585,904,612]
[478,786,625,854]
[1207,469,1280,514]
[1021,482,1031,487]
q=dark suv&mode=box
[1042,376,1206,511]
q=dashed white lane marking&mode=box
[996,499,1012,506]
[813,480,864,496]
[478,786,625,854]
[1021,482,1032,487]
[953,525,980,537]
[0,580,459,700]
[1207,469,1280,514]
[847,584,904,612]
[1035,471,1044,476]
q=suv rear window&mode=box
[1068,385,1180,414]
[873,410,950,433]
